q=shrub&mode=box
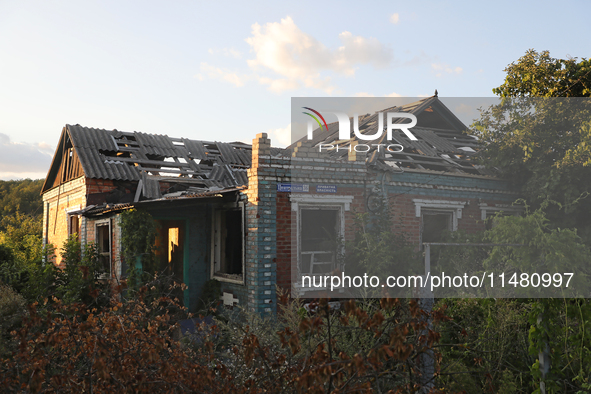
[0,283,27,355]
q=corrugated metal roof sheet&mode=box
[285,96,489,176]
[66,124,253,187]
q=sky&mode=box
[0,0,589,180]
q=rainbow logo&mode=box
[302,107,328,133]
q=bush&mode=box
[0,291,448,393]
[0,284,27,355]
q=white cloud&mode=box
[431,63,463,78]
[0,133,53,179]
[390,13,400,24]
[353,92,401,97]
[198,62,250,87]
[245,16,393,93]
[267,123,292,147]
[208,47,242,59]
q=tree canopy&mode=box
[475,50,591,242]
[493,49,591,98]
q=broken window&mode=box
[485,212,500,231]
[69,215,80,241]
[95,221,111,276]
[212,205,244,282]
[299,207,340,276]
[421,210,452,244]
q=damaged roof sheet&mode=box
[67,124,253,189]
[287,96,490,176]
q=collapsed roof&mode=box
[287,96,491,176]
[42,96,493,209]
[41,125,277,197]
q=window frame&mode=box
[298,205,342,277]
[94,219,112,279]
[290,194,354,291]
[413,199,466,248]
[420,209,453,246]
[210,202,245,285]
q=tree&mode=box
[475,50,591,242]
[493,49,591,98]
[0,179,44,229]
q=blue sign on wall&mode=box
[277,183,309,192]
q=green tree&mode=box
[475,50,591,241]
[493,49,591,98]
[0,212,43,267]
[0,179,43,228]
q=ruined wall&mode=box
[42,176,87,266]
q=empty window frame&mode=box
[479,205,523,230]
[298,206,341,277]
[95,220,111,276]
[212,204,244,282]
[68,214,80,240]
[421,210,453,244]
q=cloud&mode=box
[208,47,242,59]
[267,123,292,147]
[197,62,250,87]
[389,13,400,24]
[353,92,401,97]
[0,133,53,179]
[431,63,463,77]
[245,16,393,93]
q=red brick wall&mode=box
[86,178,119,195]
[275,188,508,290]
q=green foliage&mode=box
[0,212,43,268]
[433,206,591,392]
[58,235,109,305]
[0,179,43,229]
[437,299,533,393]
[0,283,27,356]
[493,49,591,98]
[477,50,591,242]
[344,208,420,294]
[483,205,591,297]
[119,209,158,290]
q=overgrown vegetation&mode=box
[119,208,158,291]
[2,50,591,392]
[0,287,449,393]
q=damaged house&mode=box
[42,96,519,314]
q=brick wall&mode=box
[244,133,278,315]
[43,177,122,267]
[269,142,519,297]
[42,176,87,266]
[84,215,122,279]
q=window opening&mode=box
[69,215,80,241]
[96,222,111,276]
[421,211,452,244]
[213,206,244,281]
[300,208,339,276]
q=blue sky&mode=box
[0,0,589,180]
